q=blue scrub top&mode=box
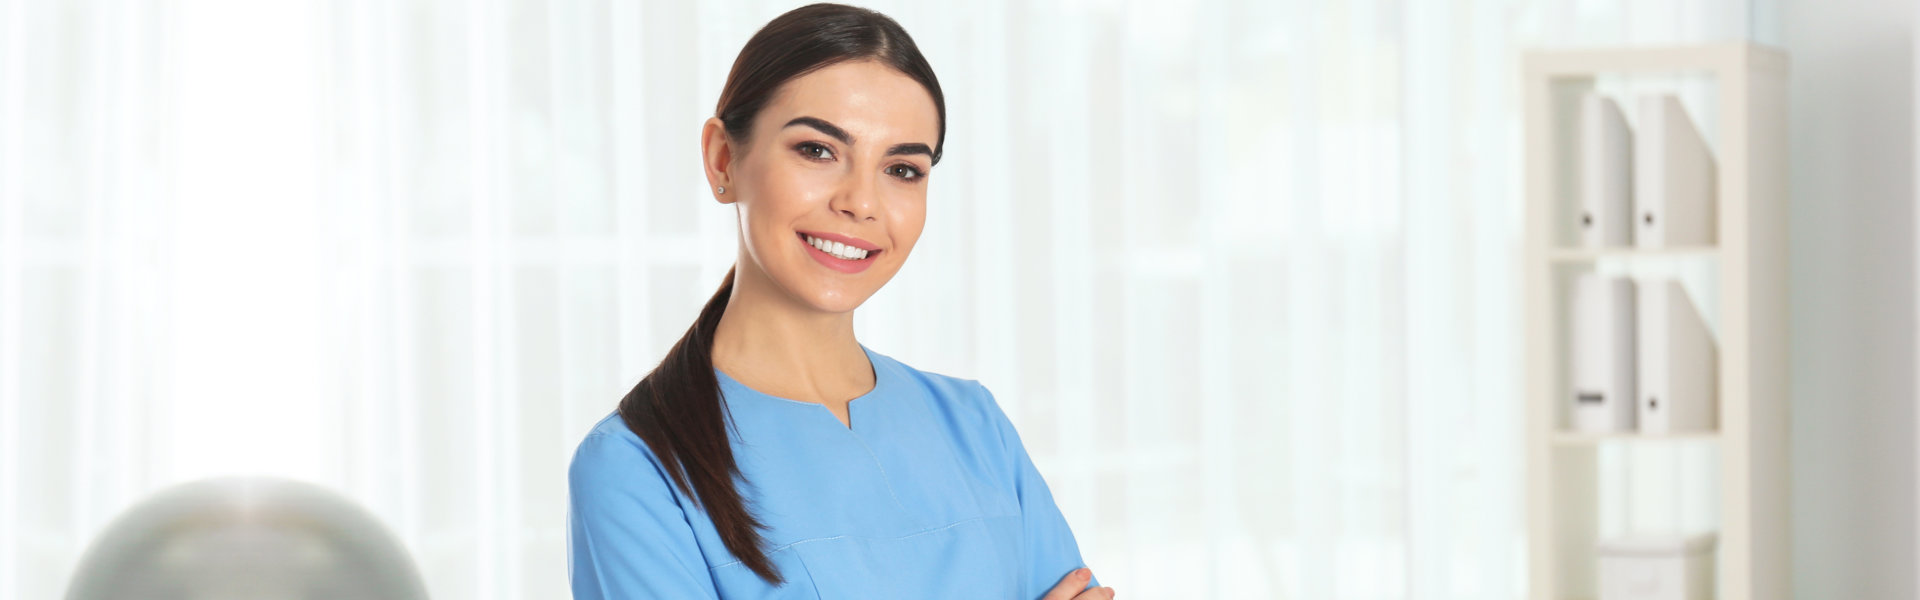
[567,345,1097,599]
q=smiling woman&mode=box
[565,4,1109,599]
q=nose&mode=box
[829,173,880,222]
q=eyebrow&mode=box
[783,116,935,160]
[885,142,935,160]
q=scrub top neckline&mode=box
[712,343,892,431]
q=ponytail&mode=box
[616,267,782,584]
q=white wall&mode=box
[3,1,1541,598]
[1783,0,1917,598]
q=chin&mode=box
[790,278,882,314]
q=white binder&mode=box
[1637,279,1718,433]
[1570,274,1636,433]
[1633,95,1717,248]
[1579,94,1633,247]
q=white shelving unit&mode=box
[1522,43,1789,600]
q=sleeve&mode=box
[567,431,720,599]
[976,383,1102,598]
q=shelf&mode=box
[1546,246,1719,262]
[1523,44,1787,78]
[1550,430,1720,446]
[1524,42,1789,600]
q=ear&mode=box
[701,117,737,205]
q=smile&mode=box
[805,233,870,260]
[796,231,880,274]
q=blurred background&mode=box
[0,0,1913,598]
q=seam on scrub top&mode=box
[706,514,1020,571]
[791,545,824,599]
[846,430,916,521]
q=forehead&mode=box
[756,59,940,148]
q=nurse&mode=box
[566,4,1112,599]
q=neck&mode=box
[710,260,873,404]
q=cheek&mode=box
[888,198,928,253]
[740,168,822,234]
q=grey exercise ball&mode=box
[64,476,430,600]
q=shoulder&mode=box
[568,412,675,499]
[872,350,987,397]
[869,349,1018,447]
[575,411,650,460]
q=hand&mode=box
[1040,567,1114,600]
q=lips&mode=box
[796,229,880,252]
[796,231,881,274]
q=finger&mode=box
[1040,568,1093,600]
[1071,586,1115,600]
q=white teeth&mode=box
[805,234,870,261]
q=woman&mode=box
[566,4,1112,599]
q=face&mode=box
[702,59,940,314]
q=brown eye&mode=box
[887,164,924,181]
[796,142,834,161]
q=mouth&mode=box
[797,231,881,274]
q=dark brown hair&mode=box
[615,3,945,585]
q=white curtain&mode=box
[0,0,1756,598]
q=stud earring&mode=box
[717,186,726,194]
